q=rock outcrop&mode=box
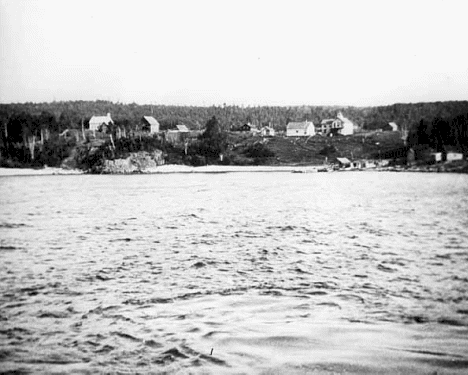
[102,151,164,174]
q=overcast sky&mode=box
[1,0,467,107]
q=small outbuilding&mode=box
[336,157,351,168]
[286,121,315,137]
[141,116,160,133]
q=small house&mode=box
[260,126,275,137]
[446,152,463,161]
[240,123,258,132]
[141,116,160,133]
[286,121,315,137]
[165,125,191,145]
[89,113,114,132]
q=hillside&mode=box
[0,100,466,170]
[259,132,406,165]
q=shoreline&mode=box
[1,163,467,176]
[0,165,318,176]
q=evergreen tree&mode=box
[199,116,227,159]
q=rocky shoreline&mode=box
[1,150,467,176]
[2,163,467,177]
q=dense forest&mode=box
[0,100,467,168]
[2,100,468,133]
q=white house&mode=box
[260,126,275,137]
[446,152,463,161]
[335,112,354,135]
[141,116,160,133]
[89,113,114,132]
[319,112,354,136]
[286,121,315,137]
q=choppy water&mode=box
[1,171,468,374]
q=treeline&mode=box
[407,114,468,153]
[2,100,468,133]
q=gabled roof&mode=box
[176,125,190,132]
[287,121,314,130]
[90,114,113,125]
[142,116,159,126]
[321,119,335,125]
[336,157,351,164]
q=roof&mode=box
[176,125,190,132]
[142,116,159,126]
[321,119,335,125]
[336,157,351,164]
[287,121,314,130]
[89,114,113,125]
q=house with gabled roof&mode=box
[89,113,114,132]
[319,112,354,136]
[286,121,315,137]
[141,116,160,133]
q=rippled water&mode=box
[1,171,468,374]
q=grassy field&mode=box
[227,131,407,166]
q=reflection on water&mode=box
[0,172,467,374]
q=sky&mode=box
[0,0,467,107]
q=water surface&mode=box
[1,172,467,374]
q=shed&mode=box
[141,116,160,133]
[336,157,351,168]
[286,121,315,137]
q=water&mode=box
[0,171,467,374]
